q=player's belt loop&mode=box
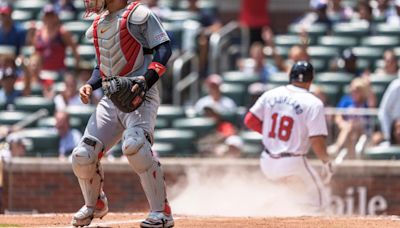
[264,149,303,159]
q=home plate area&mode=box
[0,213,400,228]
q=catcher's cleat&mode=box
[94,192,108,219]
[71,206,94,227]
[140,212,174,228]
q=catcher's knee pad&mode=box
[122,127,153,174]
[72,136,104,179]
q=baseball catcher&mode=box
[71,0,173,227]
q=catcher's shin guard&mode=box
[122,127,170,212]
[72,136,104,208]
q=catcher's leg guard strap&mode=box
[72,136,104,207]
[122,127,167,212]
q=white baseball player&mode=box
[72,0,173,227]
[244,61,333,212]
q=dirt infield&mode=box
[0,213,399,228]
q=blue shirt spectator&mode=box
[0,2,26,56]
[0,67,22,109]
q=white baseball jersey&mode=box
[250,85,327,155]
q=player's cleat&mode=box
[140,212,174,228]
[71,206,94,227]
[93,192,108,219]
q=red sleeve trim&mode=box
[148,62,167,76]
[244,112,263,134]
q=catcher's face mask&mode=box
[83,0,106,18]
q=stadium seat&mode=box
[14,81,43,96]
[12,10,34,22]
[240,131,263,146]
[274,35,314,47]
[66,105,96,131]
[162,11,198,24]
[310,58,327,72]
[376,23,400,36]
[220,83,247,107]
[16,128,60,157]
[242,144,263,158]
[37,116,82,130]
[13,0,48,18]
[58,11,76,22]
[14,97,55,115]
[317,36,358,50]
[364,146,400,160]
[222,71,259,87]
[315,84,342,107]
[272,46,290,59]
[332,22,370,38]
[342,0,358,8]
[74,0,86,12]
[314,72,353,87]
[352,47,385,61]
[268,72,288,85]
[357,59,371,71]
[372,15,386,24]
[307,46,340,61]
[177,0,217,13]
[76,45,96,60]
[155,118,169,129]
[40,70,62,82]
[369,75,396,88]
[361,36,400,49]
[172,117,216,137]
[288,23,328,38]
[63,21,92,43]
[152,142,175,157]
[0,111,31,126]
[157,105,186,127]
[240,131,263,158]
[154,129,196,155]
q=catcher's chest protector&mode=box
[93,2,144,78]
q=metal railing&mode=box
[172,52,199,105]
[209,21,249,74]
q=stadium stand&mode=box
[0,0,399,160]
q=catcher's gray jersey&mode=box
[83,3,170,151]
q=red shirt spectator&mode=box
[240,0,270,28]
[33,4,79,72]
[239,0,270,45]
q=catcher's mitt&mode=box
[102,76,148,113]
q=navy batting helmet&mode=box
[289,61,314,83]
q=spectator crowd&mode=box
[0,0,400,160]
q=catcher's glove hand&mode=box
[102,76,148,113]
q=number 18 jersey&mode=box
[249,85,328,155]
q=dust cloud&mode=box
[170,166,319,217]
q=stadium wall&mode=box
[0,158,398,215]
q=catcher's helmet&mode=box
[289,61,314,83]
